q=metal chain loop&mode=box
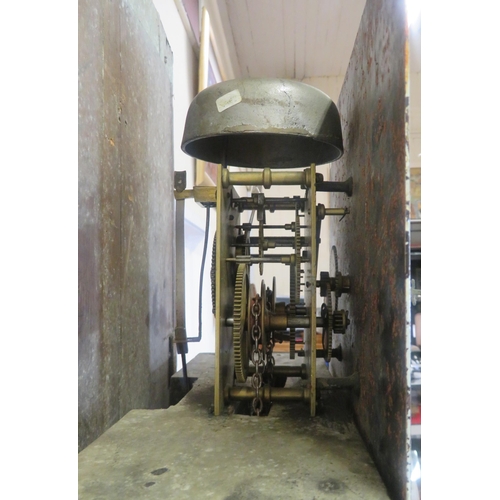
[252,396,263,415]
[248,291,278,416]
[251,372,262,389]
[252,348,264,366]
[251,323,261,341]
[265,338,275,386]
[250,295,263,416]
[252,301,261,317]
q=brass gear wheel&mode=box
[322,282,333,362]
[333,309,350,334]
[330,245,339,310]
[233,264,250,382]
[210,234,217,315]
[259,219,264,276]
[271,277,276,313]
[260,279,268,357]
[289,212,301,359]
[294,212,301,274]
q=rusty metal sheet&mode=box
[329,0,410,498]
[79,0,174,450]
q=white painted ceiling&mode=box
[217,0,366,80]
[205,0,421,168]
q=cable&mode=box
[187,206,210,342]
[179,206,210,392]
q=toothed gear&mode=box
[260,280,268,359]
[259,219,264,275]
[333,309,350,334]
[211,234,217,315]
[330,245,339,310]
[322,282,333,361]
[233,264,250,382]
[271,277,276,312]
[289,212,301,359]
[289,267,296,359]
[294,212,302,287]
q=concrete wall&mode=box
[78,0,175,451]
[329,0,410,498]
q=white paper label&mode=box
[216,89,242,112]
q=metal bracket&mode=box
[174,171,187,192]
[316,176,353,197]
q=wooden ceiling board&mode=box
[334,1,366,74]
[246,0,287,77]
[309,0,342,76]
[224,0,257,76]
[292,0,307,79]
[282,0,296,78]
[221,0,366,80]
[302,0,322,77]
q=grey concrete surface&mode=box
[79,354,389,499]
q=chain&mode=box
[264,284,275,386]
[249,291,276,416]
[265,339,275,386]
[250,297,264,415]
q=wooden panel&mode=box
[329,0,410,498]
[119,0,175,413]
[78,0,174,450]
[79,0,112,450]
[79,0,124,451]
